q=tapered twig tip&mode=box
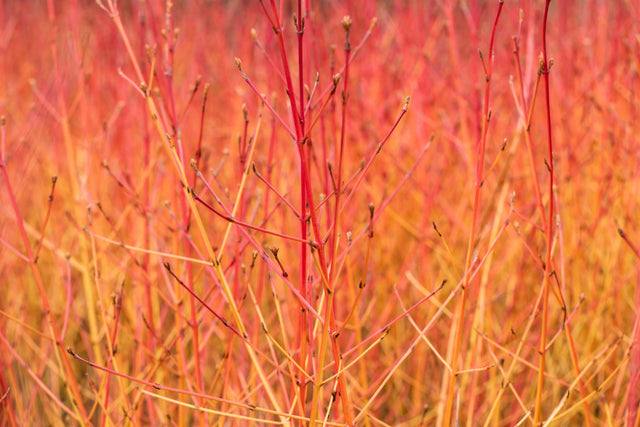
[341,15,352,32]
[403,96,411,112]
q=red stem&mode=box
[534,0,555,423]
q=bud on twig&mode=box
[341,15,352,32]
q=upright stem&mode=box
[293,0,311,417]
[534,0,555,423]
[262,1,356,423]
[309,16,356,426]
[441,2,503,425]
